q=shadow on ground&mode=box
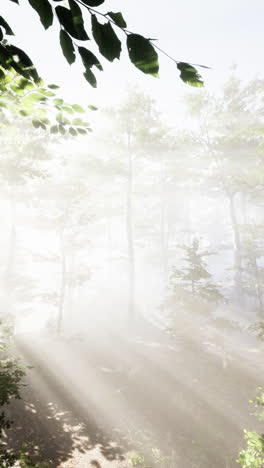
[5,318,263,468]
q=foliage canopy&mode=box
[0,0,206,88]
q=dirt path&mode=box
[7,319,264,468]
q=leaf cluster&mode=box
[238,388,264,468]
[0,69,96,136]
[1,0,205,88]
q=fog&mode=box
[1,77,264,468]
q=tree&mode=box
[0,1,205,88]
[238,387,264,468]
[0,318,27,467]
[183,76,264,308]
[0,69,93,135]
[169,238,223,303]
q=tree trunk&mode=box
[252,256,263,313]
[3,195,17,316]
[67,252,76,321]
[57,229,67,335]
[228,192,243,299]
[160,153,168,293]
[126,134,135,320]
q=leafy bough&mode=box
[0,0,208,89]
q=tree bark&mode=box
[3,195,17,317]
[126,132,135,320]
[228,192,243,299]
[57,229,67,335]
[160,153,169,293]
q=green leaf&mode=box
[28,0,53,29]
[80,0,104,5]
[5,44,40,83]
[56,5,88,41]
[88,105,98,111]
[73,117,85,125]
[60,29,76,64]
[59,124,66,135]
[10,83,25,95]
[0,16,14,35]
[56,112,70,124]
[38,87,55,96]
[62,105,74,114]
[78,47,103,71]
[69,0,89,40]
[47,83,60,89]
[83,69,96,87]
[32,118,41,128]
[17,77,35,90]
[77,127,87,134]
[53,98,64,105]
[106,12,127,29]
[69,126,77,136]
[72,104,85,113]
[50,124,59,134]
[91,14,121,62]
[27,92,47,101]
[0,44,12,71]
[83,70,96,87]
[19,109,32,116]
[127,34,159,76]
[177,62,204,87]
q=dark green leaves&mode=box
[127,34,159,76]
[56,4,88,41]
[48,83,60,89]
[60,30,75,64]
[78,47,102,71]
[83,69,96,87]
[107,12,127,29]
[4,0,206,90]
[69,0,89,40]
[78,46,103,87]
[4,44,40,83]
[88,105,98,111]
[0,17,14,35]
[80,0,104,5]
[28,0,53,30]
[91,15,121,62]
[177,62,204,87]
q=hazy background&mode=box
[1,2,264,468]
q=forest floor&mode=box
[6,315,264,468]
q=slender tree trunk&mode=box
[3,195,17,316]
[5,218,16,286]
[67,252,76,320]
[57,229,67,335]
[106,216,112,280]
[126,133,135,320]
[252,256,263,312]
[186,184,193,243]
[228,192,243,299]
[160,153,168,293]
[241,191,248,226]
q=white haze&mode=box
[1,2,264,468]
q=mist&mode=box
[1,76,264,468]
